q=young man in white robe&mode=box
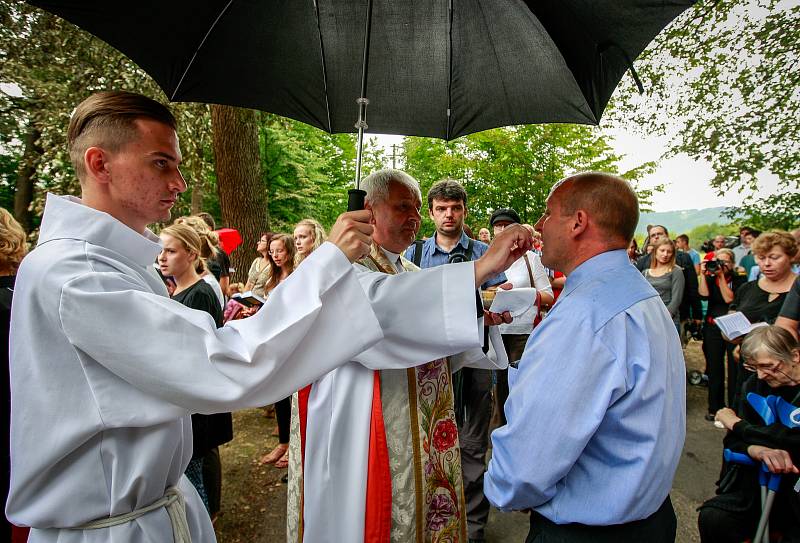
[7,92,530,543]
[287,169,529,543]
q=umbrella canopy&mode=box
[30,0,693,140]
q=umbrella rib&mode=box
[312,0,333,132]
[446,0,454,141]
[170,0,236,101]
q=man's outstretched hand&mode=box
[328,210,374,262]
[473,224,532,288]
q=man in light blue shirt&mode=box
[485,172,686,542]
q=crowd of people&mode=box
[0,89,797,543]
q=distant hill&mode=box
[636,207,731,237]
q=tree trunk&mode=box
[190,181,204,214]
[211,105,268,283]
[14,125,42,233]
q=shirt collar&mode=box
[37,193,163,267]
[432,230,470,255]
[561,249,630,299]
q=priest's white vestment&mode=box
[7,194,481,542]
[287,244,508,543]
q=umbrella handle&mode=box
[348,189,367,211]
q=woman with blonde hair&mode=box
[293,218,326,264]
[259,233,297,469]
[643,238,685,326]
[174,216,226,306]
[158,223,231,518]
[1,208,28,541]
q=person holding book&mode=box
[642,238,685,328]
[698,325,800,542]
[258,234,297,469]
[158,223,231,519]
[731,232,798,328]
[699,248,746,420]
[728,231,798,406]
[294,218,327,264]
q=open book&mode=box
[231,291,266,307]
[713,312,768,340]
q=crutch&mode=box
[722,449,779,543]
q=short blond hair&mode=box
[0,208,27,273]
[752,230,798,259]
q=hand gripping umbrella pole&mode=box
[347,0,374,212]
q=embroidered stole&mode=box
[291,244,467,543]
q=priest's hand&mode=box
[473,224,533,288]
[329,210,374,262]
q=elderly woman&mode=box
[699,325,800,542]
[1,208,28,541]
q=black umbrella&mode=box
[29,0,694,206]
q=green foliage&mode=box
[611,0,799,227]
[403,124,658,236]
[724,190,800,231]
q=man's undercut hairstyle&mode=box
[555,172,640,243]
[68,90,177,181]
[676,234,689,244]
[361,168,421,207]
[427,178,468,210]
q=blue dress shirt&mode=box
[404,231,506,288]
[485,249,686,525]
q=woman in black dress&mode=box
[699,248,745,419]
[158,223,231,517]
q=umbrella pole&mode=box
[347,0,374,212]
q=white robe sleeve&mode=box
[351,260,484,370]
[57,243,384,413]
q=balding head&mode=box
[551,172,639,244]
[536,172,640,274]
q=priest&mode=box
[7,92,524,543]
[287,169,528,543]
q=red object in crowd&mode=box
[215,228,242,255]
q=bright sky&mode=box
[373,129,781,213]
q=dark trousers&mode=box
[527,496,676,543]
[202,447,222,517]
[457,367,493,540]
[275,395,291,444]
[702,322,738,414]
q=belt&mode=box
[76,486,191,542]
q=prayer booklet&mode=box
[713,312,768,340]
[231,291,266,307]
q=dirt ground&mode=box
[214,340,724,542]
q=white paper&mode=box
[714,311,768,340]
[489,288,537,317]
